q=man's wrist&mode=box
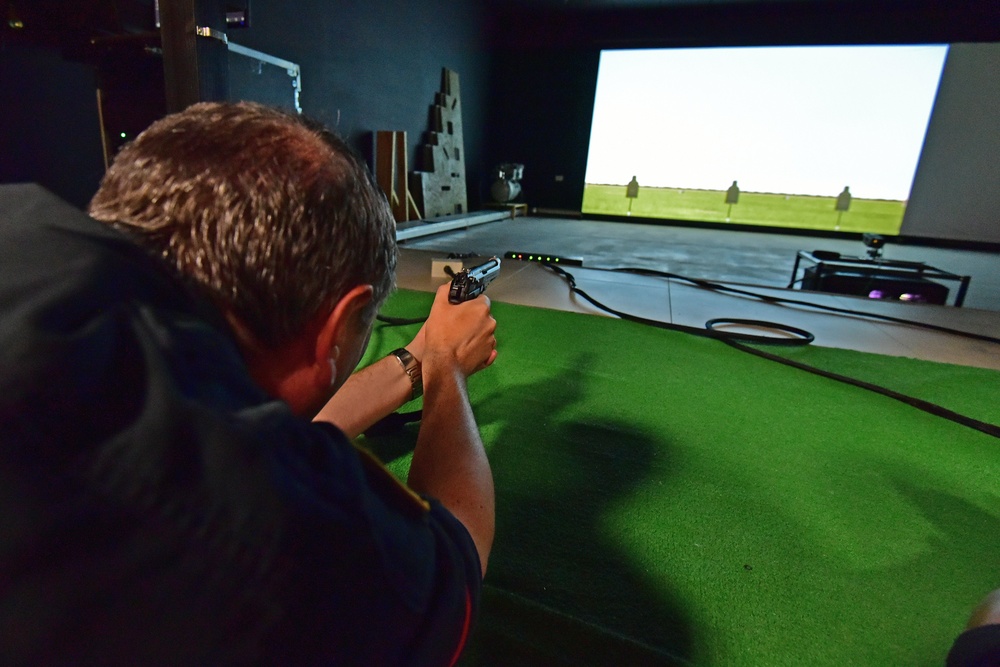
[390,348,423,400]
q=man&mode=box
[0,101,497,665]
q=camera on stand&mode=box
[863,233,886,259]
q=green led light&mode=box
[120,132,127,139]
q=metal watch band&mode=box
[390,348,423,400]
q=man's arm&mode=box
[314,352,416,439]
[314,284,497,572]
[406,285,496,575]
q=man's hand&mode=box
[414,283,497,377]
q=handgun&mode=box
[449,256,501,304]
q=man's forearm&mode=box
[313,355,413,439]
[407,364,495,575]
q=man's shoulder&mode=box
[0,183,142,260]
[0,183,193,315]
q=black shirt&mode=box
[0,184,480,666]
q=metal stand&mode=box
[788,250,972,307]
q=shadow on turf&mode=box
[887,476,1000,666]
[365,356,696,666]
[462,415,695,667]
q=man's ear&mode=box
[314,284,374,389]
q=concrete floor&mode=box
[394,216,1000,371]
[398,217,1000,312]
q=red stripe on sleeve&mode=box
[447,587,473,667]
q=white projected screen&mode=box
[583,45,949,232]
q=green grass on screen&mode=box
[582,183,906,234]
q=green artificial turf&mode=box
[582,183,906,235]
[358,289,1000,666]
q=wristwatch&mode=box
[390,348,423,400]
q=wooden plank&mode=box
[393,131,409,221]
[375,130,412,222]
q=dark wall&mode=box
[482,46,600,214]
[0,0,491,209]
[0,41,106,209]
[231,0,493,207]
[0,0,161,208]
[483,0,1000,213]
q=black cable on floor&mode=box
[544,263,1000,441]
[725,338,1000,439]
[376,314,426,326]
[545,263,815,346]
[607,266,1000,345]
[363,409,423,437]
[375,267,464,327]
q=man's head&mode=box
[89,102,397,413]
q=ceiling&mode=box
[7,0,998,52]
[484,0,1000,48]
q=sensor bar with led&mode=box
[504,251,583,266]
